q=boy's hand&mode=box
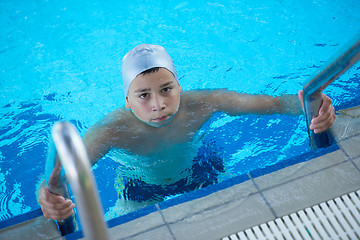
[298,90,336,133]
[38,187,75,220]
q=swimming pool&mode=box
[1,0,360,226]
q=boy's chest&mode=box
[114,109,208,155]
[120,124,198,156]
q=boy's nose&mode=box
[152,96,166,111]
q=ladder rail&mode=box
[303,33,360,149]
[45,122,109,239]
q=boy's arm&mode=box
[196,89,303,115]
[193,89,335,133]
[83,122,114,166]
[83,109,133,165]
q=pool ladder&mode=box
[303,33,360,149]
[45,122,109,239]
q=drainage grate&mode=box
[223,190,360,240]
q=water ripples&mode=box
[0,172,31,221]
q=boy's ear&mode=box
[125,97,131,109]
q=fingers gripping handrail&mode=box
[303,33,360,149]
[45,122,109,239]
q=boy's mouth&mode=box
[152,115,170,122]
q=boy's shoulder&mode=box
[90,107,137,134]
[181,89,228,99]
[180,89,227,107]
[181,89,213,103]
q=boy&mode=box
[39,44,336,220]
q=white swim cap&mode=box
[121,44,179,96]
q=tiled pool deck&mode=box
[1,106,360,239]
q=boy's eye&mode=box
[139,93,149,99]
[162,87,172,93]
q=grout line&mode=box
[343,131,360,139]
[247,173,278,219]
[159,190,260,226]
[168,191,267,226]
[337,138,352,159]
[251,159,349,194]
[155,204,177,240]
[334,118,360,174]
[337,138,360,170]
[120,225,170,240]
[114,205,178,240]
[336,131,360,144]
[337,136,360,160]
[349,156,360,175]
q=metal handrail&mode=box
[45,122,109,239]
[303,33,360,149]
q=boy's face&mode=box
[125,68,182,127]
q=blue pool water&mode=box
[1,0,360,223]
